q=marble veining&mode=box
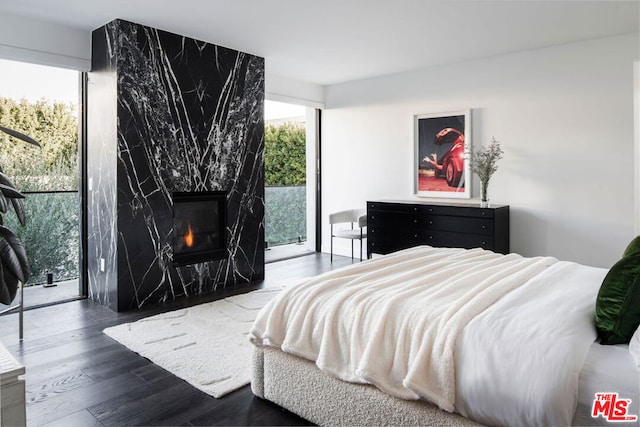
[88,19,264,311]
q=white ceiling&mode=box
[0,0,638,85]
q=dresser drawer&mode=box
[368,202,410,212]
[424,215,493,235]
[418,205,495,219]
[369,225,424,254]
[423,230,494,250]
[370,229,493,253]
[368,239,418,255]
[368,211,418,227]
[369,226,421,244]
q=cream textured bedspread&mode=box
[250,246,557,412]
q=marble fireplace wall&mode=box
[87,19,265,311]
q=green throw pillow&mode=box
[623,236,640,258]
[596,254,640,345]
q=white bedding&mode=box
[250,246,611,426]
[574,343,639,426]
[455,261,607,426]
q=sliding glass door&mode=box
[264,100,318,262]
[0,59,82,308]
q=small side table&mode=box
[0,344,25,426]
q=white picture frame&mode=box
[414,110,471,198]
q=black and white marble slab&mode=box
[88,19,265,311]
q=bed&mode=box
[249,246,640,426]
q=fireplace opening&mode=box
[172,191,227,266]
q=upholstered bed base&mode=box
[251,346,483,426]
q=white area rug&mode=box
[103,286,283,398]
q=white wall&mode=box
[322,33,639,268]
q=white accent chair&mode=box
[330,209,367,262]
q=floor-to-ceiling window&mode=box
[0,59,81,308]
[264,100,317,262]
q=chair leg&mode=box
[360,232,363,262]
[351,224,354,260]
[330,225,333,262]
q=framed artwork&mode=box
[414,110,471,198]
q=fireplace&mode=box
[172,191,227,266]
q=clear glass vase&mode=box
[480,182,490,208]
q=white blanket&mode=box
[250,246,558,412]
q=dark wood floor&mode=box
[0,253,357,427]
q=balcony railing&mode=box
[265,185,306,247]
[3,191,79,286]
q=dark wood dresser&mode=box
[367,200,509,256]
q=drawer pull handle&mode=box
[429,220,433,225]
[429,236,433,240]
[482,241,486,245]
[414,219,417,223]
[481,225,486,229]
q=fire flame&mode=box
[184,224,194,248]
